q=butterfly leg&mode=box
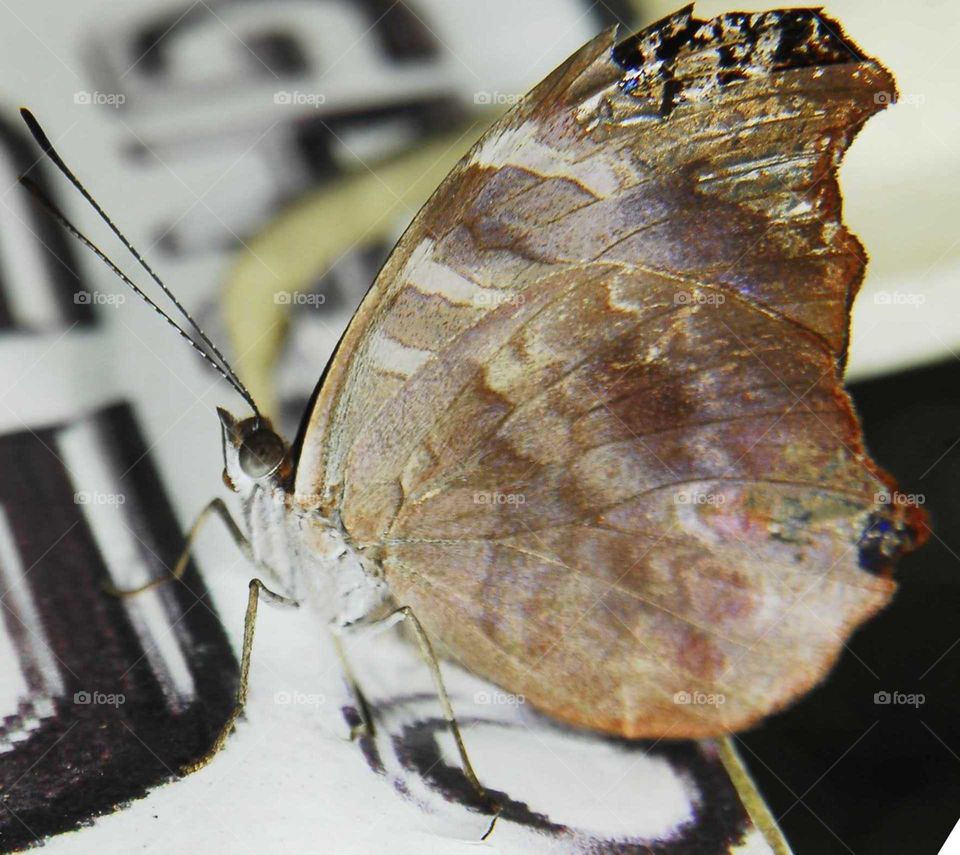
[386,606,500,831]
[716,737,791,855]
[182,577,297,774]
[329,629,376,740]
[103,497,285,596]
[100,498,299,772]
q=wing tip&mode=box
[610,6,897,105]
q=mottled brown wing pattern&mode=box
[294,8,926,736]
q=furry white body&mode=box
[245,484,391,627]
[221,415,392,628]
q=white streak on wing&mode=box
[405,239,485,305]
[469,121,618,196]
[369,333,433,377]
[402,239,510,308]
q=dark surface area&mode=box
[0,404,237,853]
[740,356,960,855]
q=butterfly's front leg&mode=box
[183,577,297,774]
[103,497,299,773]
[102,497,286,595]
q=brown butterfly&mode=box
[23,1,927,808]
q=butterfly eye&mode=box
[238,429,285,479]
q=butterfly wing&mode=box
[294,8,926,737]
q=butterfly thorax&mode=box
[241,482,392,627]
[217,408,392,627]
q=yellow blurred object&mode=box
[223,120,491,420]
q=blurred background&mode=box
[0,1,956,853]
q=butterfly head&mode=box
[217,407,290,494]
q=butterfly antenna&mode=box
[19,174,260,417]
[18,108,261,421]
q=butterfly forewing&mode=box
[294,8,924,736]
